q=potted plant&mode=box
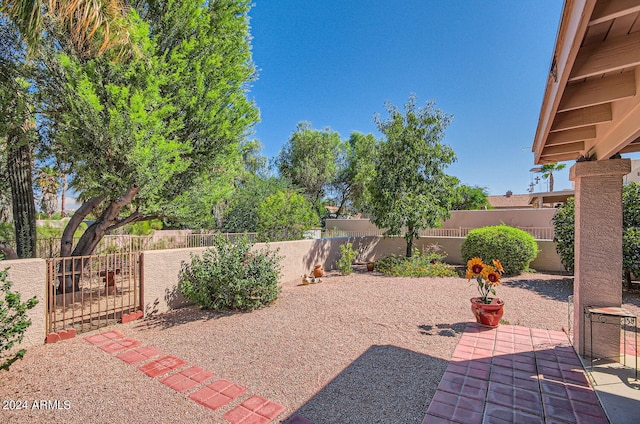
[466,257,505,328]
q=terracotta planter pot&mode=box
[470,297,504,328]
[312,265,324,277]
[366,262,374,272]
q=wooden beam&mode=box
[570,31,640,80]
[620,143,640,154]
[542,141,585,156]
[558,71,636,112]
[591,97,640,159]
[540,152,582,163]
[551,103,612,131]
[547,126,597,146]
[590,0,640,26]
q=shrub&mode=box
[552,199,575,273]
[178,236,282,311]
[461,225,538,275]
[336,242,358,275]
[1,268,38,371]
[376,245,458,277]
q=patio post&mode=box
[570,158,630,358]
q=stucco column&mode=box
[570,159,630,358]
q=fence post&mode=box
[139,252,144,315]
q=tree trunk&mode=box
[7,132,36,258]
[406,224,414,258]
[549,173,554,192]
[60,173,67,218]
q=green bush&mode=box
[178,236,282,311]
[623,228,640,288]
[1,268,38,371]
[376,245,457,277]
[552,199,575,273]
[336,242,358,275]
[461,225,538,275]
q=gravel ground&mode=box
[2,268,639,424]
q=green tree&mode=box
[451,185,489,210]
[536,163,566,192]
[276,121,341,209]
[257,190,319,241]
[37,0,258,266]
[553,183,640,288]
[222,176,289,233]
[331,132,379,215]
[36,165,59,218]
[369,95,458,257]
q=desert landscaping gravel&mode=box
[2,268,639,424]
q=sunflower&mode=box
[484,266,501,286]
[492,259,504,273]
[466,257,485,278]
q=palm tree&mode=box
[536,163,566,192]
[0,0,128,56]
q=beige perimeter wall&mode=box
[4,236,564,349]
[326,208,558,232]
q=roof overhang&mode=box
[529,190,575,205]
[533,0,640,165]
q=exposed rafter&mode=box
[558,71,636,112]
[589,0,640,25]
[570,31,640,80]
[551,103,612,131]
[547,126,597,146]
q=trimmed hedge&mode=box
[461,225,539,275]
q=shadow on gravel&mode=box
[503,277,573,302]
[285,345,447,424]
[134,305,235,331]
[418,322,467,337]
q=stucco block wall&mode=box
[443,209,557,229]
[3,259,47,349]
[326,209,558,233]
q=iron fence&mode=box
[321,226,555,240]
[45,252,143,335]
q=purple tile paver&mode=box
[139,355,187,377]
[188,379,247,411]
[84,330,125,345]
[222,395,285,424]
[117,345,164,364]
[423,323,609,424]
[161,366,215,392]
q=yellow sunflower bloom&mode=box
[485,266,501,287]
[492,259,504,273]
[467,257,485,277]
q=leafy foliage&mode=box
[256,190,319,241]
[336,242,358,275]
[276,121,341,209]
[369,95,458,257]
[461,225,538,275]
[551,198,575,273]
[222,177,290,233]
[553,184,640,286]
[535,163,566,192]
[178,236,282,311]
[330,132,379,214]
[375,246,457,278]
[1,268,38,371]
[451,185,489,210]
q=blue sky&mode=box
[247,0,569,195]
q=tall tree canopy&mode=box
[451,185,489,210]
[330,132,379,215]
[33,0,259,267]
[369,95,458,257]
[535,163,566,192]
[276,121,341,210]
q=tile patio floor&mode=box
[423,323,610,424]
